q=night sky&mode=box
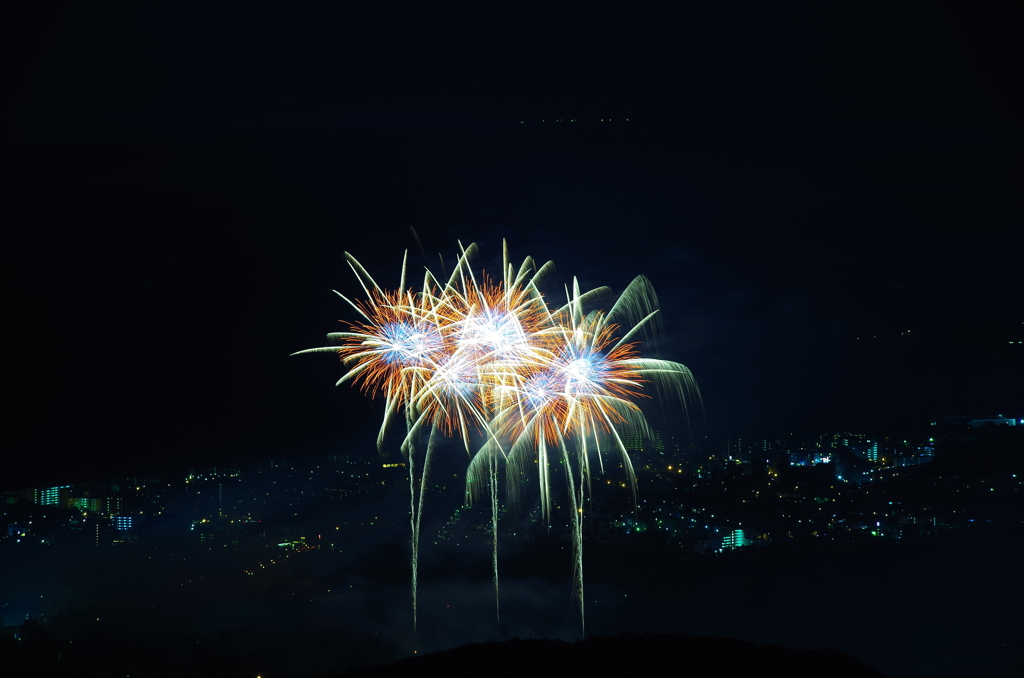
[6,1,1022,484]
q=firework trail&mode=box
[293,243,552,631]
[479,275,699,633]
[294,240,700,635]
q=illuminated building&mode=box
[721,529,751,550]
[601,429,664,454]
[727,438,779,464]
[849,442,880,463]
[34,486,70,507]
[69,497,101,512]
[818,432,867,449]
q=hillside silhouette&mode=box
[341,633,889,678]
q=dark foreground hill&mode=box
[341,633,889,678]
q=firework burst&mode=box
[294,241,701,636]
